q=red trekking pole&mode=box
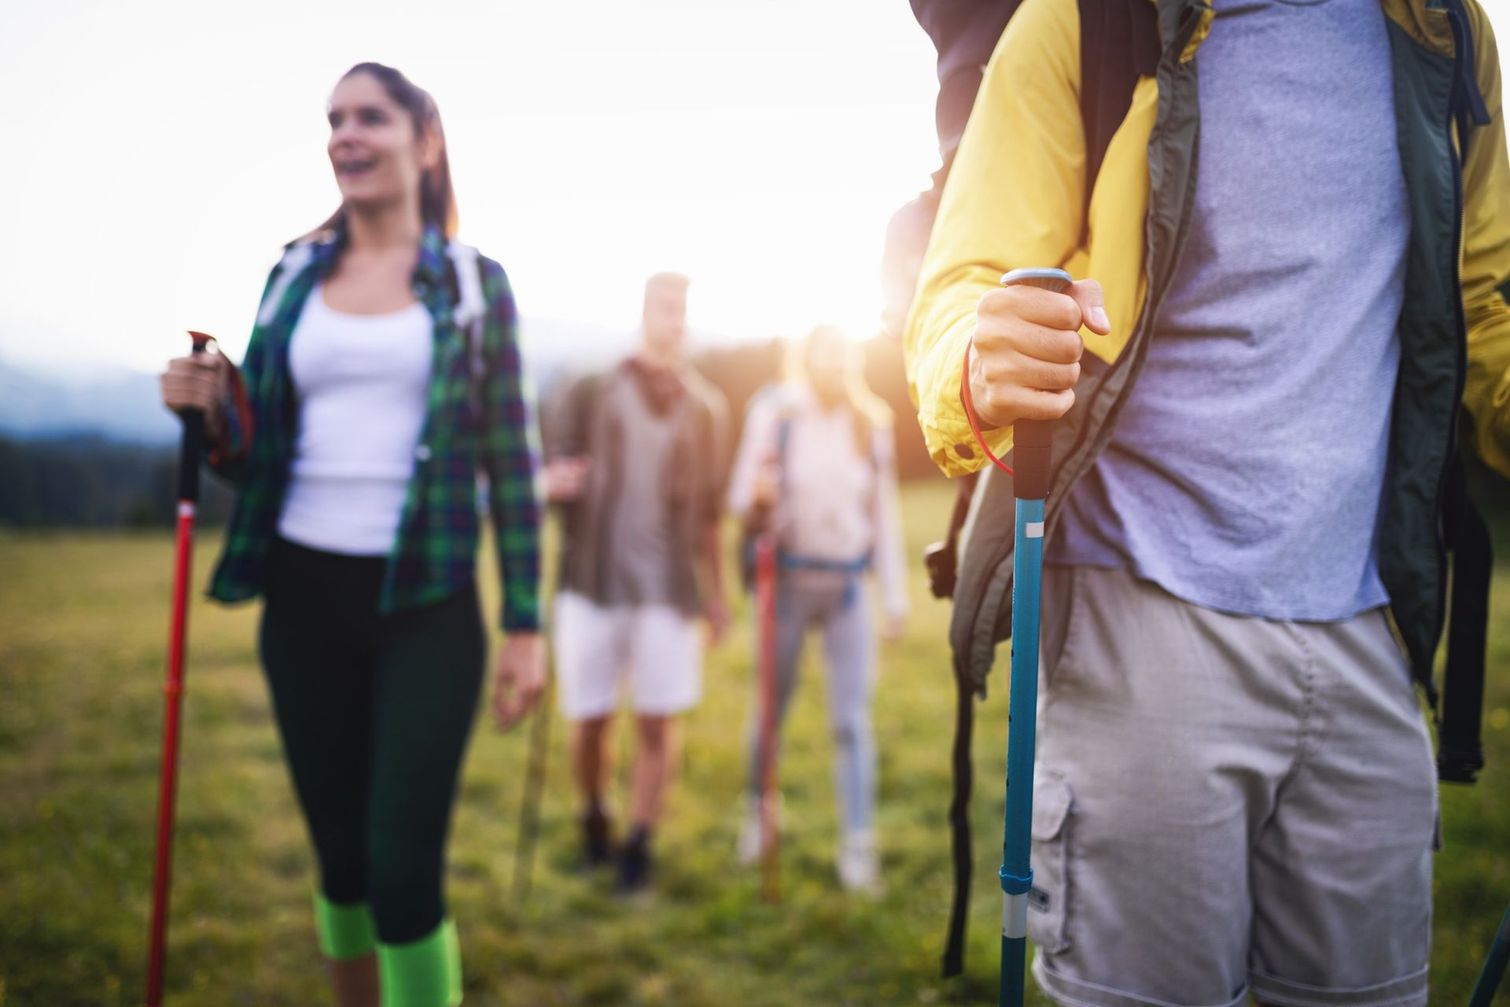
[755,532,781,904]
[146,330,213,1007]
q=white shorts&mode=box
[552,591,704,720]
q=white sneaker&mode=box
[837,830,880,893]
[736,799,764,866]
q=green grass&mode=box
[0,481,1506,1006]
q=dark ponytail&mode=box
[309,62,458,240]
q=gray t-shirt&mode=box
[602,375,682,605]
[1051,0,1409,620]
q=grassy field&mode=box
[0,480,1507,1006]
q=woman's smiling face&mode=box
[326,71,432,218]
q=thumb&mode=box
[1069,278,1111,336]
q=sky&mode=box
[5,2,1510,380]
[0,1,941,379]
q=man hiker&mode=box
[545,272,731,893]
[905,2,1510,1005]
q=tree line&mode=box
[0,337,942,529]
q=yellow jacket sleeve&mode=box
[1461,4,1510,476]
[902,0,1086,477]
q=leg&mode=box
[572,715,614,805]
[618,605,704,889]
[553,592,627,857]
[258,542,381,1007]
[1246,610,1435,1007]
[820,588,876,837]
[367,585,486,1007]
[629,713,677,829]
[1028,567,1297,1007]
[743,580,811,803]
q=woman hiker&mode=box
[158,62,545,1007]
[727,324,909,891]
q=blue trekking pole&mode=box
[996,268,1071,1006]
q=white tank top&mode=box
[277,287,433,556]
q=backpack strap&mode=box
[1438,453,1492,783]
[446,240,487,376]
[1077,0,1159,228]
[940,0,1159,979]
[256,242,317,327]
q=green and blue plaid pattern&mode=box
[207,225,542,631]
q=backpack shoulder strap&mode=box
[256,241,318,327]
[1076,0,1160,228]
[446,240,487,383]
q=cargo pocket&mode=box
[1027,774,1073,956]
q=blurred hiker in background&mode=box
[728,324,908,892]
[544,272,731,893]
[159,62,544,1007]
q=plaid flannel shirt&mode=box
[207,224,543,631]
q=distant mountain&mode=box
[0,361,176,444]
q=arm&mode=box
[1461,5,1510,477]
[902,0,1088,477]
[871,427,910,623]
[701,387,733,640]
[726,388,781,521]
[478,261,544,633]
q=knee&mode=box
[366,840,444,944]
[635,715,673,756]
[830,711,871,751]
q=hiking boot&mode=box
[581,805,613,869]
[837,829,880,893]
[617,827,653,893]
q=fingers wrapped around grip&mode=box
[968,282,1098,429]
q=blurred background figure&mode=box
[544,272,731,893]
[727,324,907,892]
[158,63,545,1007]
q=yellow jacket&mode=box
[906,0,1510,480]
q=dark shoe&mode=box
[582,806,613,869]
[616,827,653,893]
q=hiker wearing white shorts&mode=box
[545,272,731,893]
[904,1,1510,1004]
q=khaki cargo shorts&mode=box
[1028,566,1437,1007]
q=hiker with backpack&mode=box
[904,2,1510,1005]
[158,63,543,1007]
[726,324,908,892]
[543,272,731,893]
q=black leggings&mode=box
[259,537,485,944]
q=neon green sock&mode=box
[312,892,377,961]
[378,919,461,1007]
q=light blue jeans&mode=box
[745,571,875,834]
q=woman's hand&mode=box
[491,632,547,731]
[543,457,590,503]
[160,352,230,437]
[881,611,907,644]
[751,459,781,509]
